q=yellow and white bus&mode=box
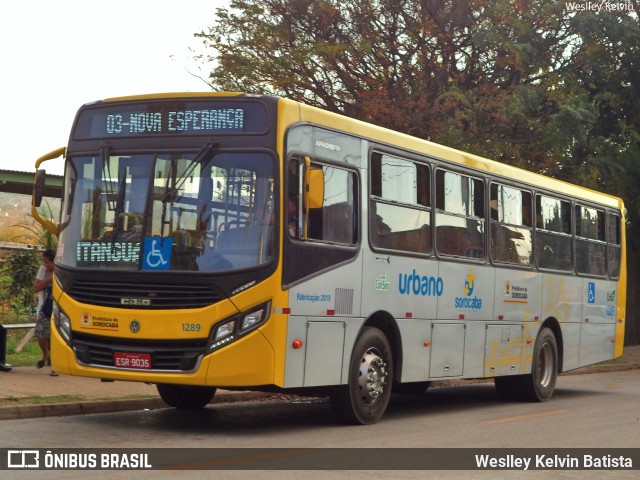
[33,92,626,424]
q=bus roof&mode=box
[94,92,623,211]
[290,99,623,211]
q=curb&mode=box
[427,362,640,388]
[0,391,269,421]
[1,364,638,421]
[562,361,640,375]
[0,398,167,421]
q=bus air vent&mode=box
[335,288,354,315]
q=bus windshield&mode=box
[58,149,275,272]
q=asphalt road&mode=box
[1,369,638,479]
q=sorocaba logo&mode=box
[464,269,475,296]
[455,269,483,310]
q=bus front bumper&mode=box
[50,325,276,388]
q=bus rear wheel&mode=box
[495,327,558,402]
[157,384,216,409]
[330,327,393,425]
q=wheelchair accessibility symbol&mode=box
[142,237,172,270]
[587,282,596,304]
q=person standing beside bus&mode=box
[33,249,57,376]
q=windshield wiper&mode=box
[160,140,218,239]
[111,170,128,242]
[100,145,130,243]
[100,145,117,212]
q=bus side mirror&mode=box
[31,147,65,236]
[304,158,324,210]
[33,169,46,208]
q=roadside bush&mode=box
[0,249,39,322]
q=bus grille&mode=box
[72,332,208,372]
[66,280,222,309]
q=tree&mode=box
[0,250,40,316]
[569,8,640,344]
[199,0,599,176]
[197,0,640,342]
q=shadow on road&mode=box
[73,379,612,439]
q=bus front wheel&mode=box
[330,327,393,425]
[157,384,216,409]
[495,327,558,402]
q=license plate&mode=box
[114,352,152,369]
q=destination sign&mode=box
[105,108,244,135]
[73,100,269,139]
[76,241,140,264]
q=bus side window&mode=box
[489,183,532,266]
[608,213,622,278]
[435,169,484,258]
[298,163,357,245]
[369,153,431,254]
[575,204,606,276]
[535,195,572,271]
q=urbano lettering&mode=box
[398,269,444,297]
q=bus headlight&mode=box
[240,303,270,332]
[207,302,271,353]
[52,302,72,345]
[207,319,236,351]
[215,321,236,342]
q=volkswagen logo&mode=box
[129,320,141,334]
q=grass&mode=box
[3,329,42,367]
[0,394,158,408]
[595,357,627,366]
[0,395,86,408]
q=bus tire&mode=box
[522,327,558,401]
[157,384,216,409]
[330,327,393,425]
[494,327,558,402]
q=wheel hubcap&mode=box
[358,348,388,405]
[537,342,553,388]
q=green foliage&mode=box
[0,273,12,319]
[196,1,640,342]
[0,250,40,313]
[4,329,41,367]
[199,1,616,182]
[12,200,59,250]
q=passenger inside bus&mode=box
[288,195,300,238]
